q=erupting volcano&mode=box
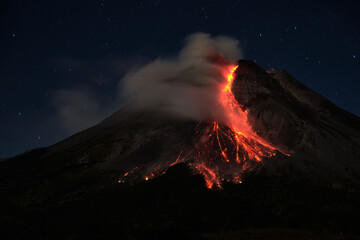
[1,58,360,239]
[120,64,287,189]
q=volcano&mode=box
[1,60,360,239]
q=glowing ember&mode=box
[119,64,288,189]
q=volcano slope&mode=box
[1,60,360,240]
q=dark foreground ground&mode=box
[1,163,360,240]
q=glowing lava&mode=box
[191,65,281,188]
[119,64,287,189]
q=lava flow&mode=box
[191,65,282,188]
[119,64,287,189]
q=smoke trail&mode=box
[120,32,243,121]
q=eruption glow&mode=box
[120,64,287,189]
[190,65,281,188]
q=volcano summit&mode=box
[1,59,360,239]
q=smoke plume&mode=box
[120,32,242,121]
[53,33,242,133]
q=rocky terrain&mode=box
[1,60,359,239]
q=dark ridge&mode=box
[273,69,360,131]
[1,60,360,239]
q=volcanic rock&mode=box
[1,60,360,239]
[232,60,360,183]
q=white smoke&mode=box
[53,33,243,133]
[120,32,243,121]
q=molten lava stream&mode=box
[191,65,284,189]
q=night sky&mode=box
[1,0,359,158]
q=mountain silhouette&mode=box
[1,60,359,240]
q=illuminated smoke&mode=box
[120,32,242,122]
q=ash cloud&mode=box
[53,33,242,133]
[120,32,242,121]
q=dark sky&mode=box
[0,0,359,158]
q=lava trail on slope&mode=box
[120,65,288,189]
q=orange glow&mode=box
[189,65,287,189]
[119,64,288,189]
